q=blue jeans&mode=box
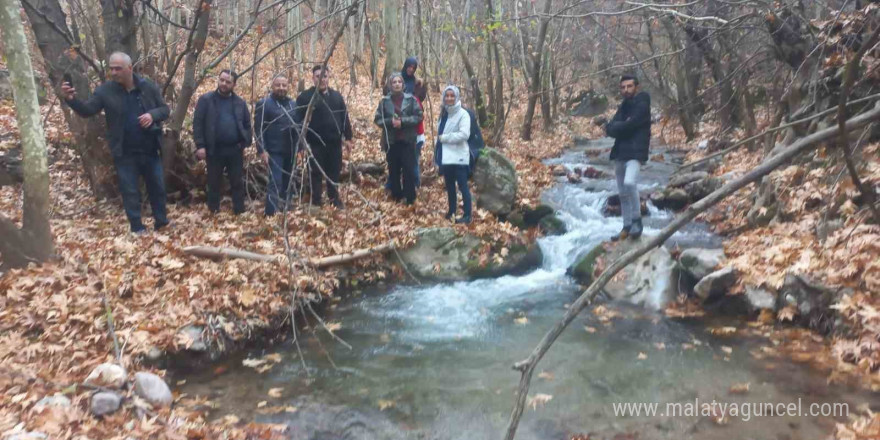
[614,159,641,226]
[114,154,168,232]
[266,151,295,216]
[443,165,471,218]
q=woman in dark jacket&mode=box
[374,73,424,205]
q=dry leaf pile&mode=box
[0,43,591,437]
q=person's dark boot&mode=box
[445,210,454,220]
[629,218,643,239]
[455,216,471,224]
[331,199,345,210]
[611,225,631,241]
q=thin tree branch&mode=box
[836,23,880,224]
[681,92,880,170]
[502,102,880,440]
[20,0,104,78]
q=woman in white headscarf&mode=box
[436,85,472,223]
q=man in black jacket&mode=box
[61,52,170,233]
[296,65,353,209]
[255,75,298,216]
[606,74,651,240]
[193,70,252,214]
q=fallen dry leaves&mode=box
[0,37,591,437]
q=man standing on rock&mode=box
[606,74,651,240]
[193,70,252,215]
[295,65,353,209]
[61,52,170,234]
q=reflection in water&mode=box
[179,140,867,440]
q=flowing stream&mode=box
[179,139,872,440]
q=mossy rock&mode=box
[466,243,543,279]
[506,211,527,230]
[567,244,606,285]
[538,215,567,236]
[523,204,555,227]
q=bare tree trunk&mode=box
[520,0,552,141]
[23,0,118,199]
[488,0,504,130]
[453,36,488,127]
[0,0,54,267]
[381,0,402,81]
[100,0,139,61]
[366,12,379,88]
[162,0,211,189]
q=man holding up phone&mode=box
[61,52,170,233]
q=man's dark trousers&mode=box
[266,151,295,216]
[207,147,245,214]
[308,141,342,205]
[114,153,168,232]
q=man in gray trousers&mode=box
[606,74,651,240]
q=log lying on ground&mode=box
[182,241,396,269]
[181,246,280,263]
[502,102,880,440]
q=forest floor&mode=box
[1,53,879,438]
[0,53,593,438]
[659,118,880,439]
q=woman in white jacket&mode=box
[436,85,472,224]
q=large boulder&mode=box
[694,267,737,301]
[568,239,676,309]
[567,244,606,286]
[684,177,723,202]
[523,204,554,227]
[650,188,689,211]
[133,372,173,408]
[33,395,71,411]
[677,248,725,280]
[744,285,777,312]
[84,363,126,389]
[667,171,709,188]
[779,273,847,334]
[398,228,481,282]
[538,215,567,236]
[90,392,122,417]
[473,148,518,216]
[176,325,208,352]
[603,193,649,217]
[467,243,543,279]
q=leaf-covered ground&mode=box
[3,36,879,437]
[0,49,594,437]
[672,126,880,438]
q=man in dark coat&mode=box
[295,65,353,209]
[61,52,170,233]
[255,75,299,216]
[606,74,651,240]
[193,70,252,214]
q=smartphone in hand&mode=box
[62,73,73,86]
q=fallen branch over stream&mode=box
[182,241,396,269]
[502,102,880,440]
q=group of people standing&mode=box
[60,52,483,232]
[62,53,353,231]
[374,57,482,223]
